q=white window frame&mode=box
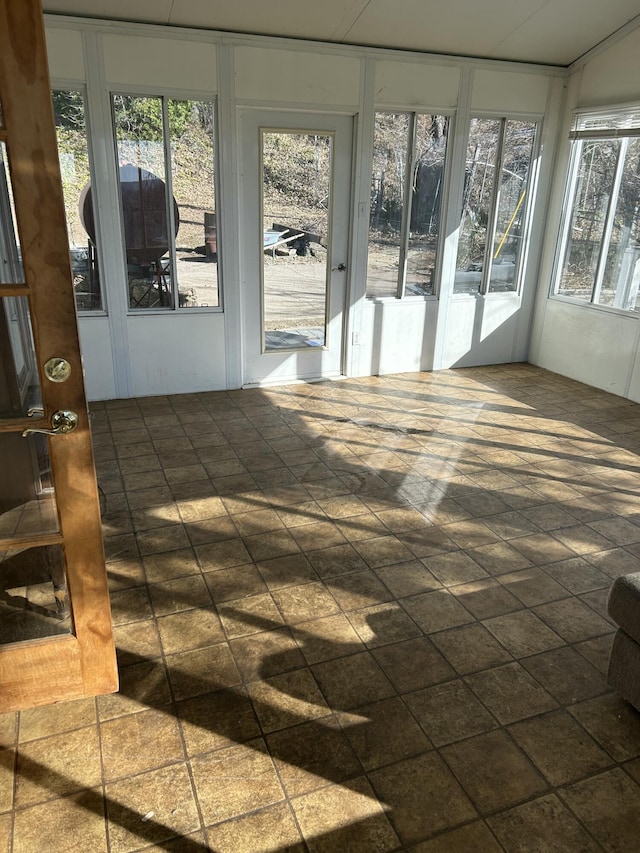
[110,90,223,315]
[455,113,541,298]
[552,103,640,314]
[367,109,452,301]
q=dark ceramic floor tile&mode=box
[311,651,396,711]
[166,642,242,701]
[569,693,640,761]
[347,602,422,648]
[218,593,284,639]
[520,645,609,704]
[368,752,476,845]
[543,556,611,594]
[408,821,503,852]
[248,668,330,733]
[14,727,101,807]
[441,729,548,813]
[578,587,617,625]
[142,547,201,583]
[18,698,95,742]
[291,776,400,853]
[195,538,252,571]
[422,551,489,587]
[482,610,564,658]
[373,560,443,598]
[113,619,163,667]
[522,504,582,531]
[585,546,640,579]
[574,632,615,674]
[157,606,225,655]
[533,597,614,643]
[508,709,613,785]
[272,582,340,625]
[149,574,214,615]
[100,709,184,782]
[510,533,575,566]
[293,614,365,664]
[205,802,305,853]
[290,522,347,553]
[265,716,361,796]
[552,523,617,556]
[465,662,557,724]
[405,679,497,747]
[464,541,533,576]
[401,589,474,634]
[256,553,318,590]
[190,739,284,825]
[372,637,455,693]
[487,794,601,853]
[105,762,200,852]
[439,519,500,550]
[449,578,522,620]
[229,627,306,682]
[98,658,171,720]
[12,790,108,853]
[430,623,513,674]
[560,768,640,851]
[337,696,432,770]
[394,527,458,559]
[326,570,394,611]
[353,535,416,568]
[497,568,568,606]
[590,516,640,546]
[177,687,261,756]
[203,564,268,604]
[243,530,301,562]
[306,543,370,579]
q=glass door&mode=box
[0,0,117,711]
[239,111,353,385]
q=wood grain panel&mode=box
[0,0,118,710]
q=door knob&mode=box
[332,263,347,272]
[22,410,79,437]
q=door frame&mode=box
[238,108,354,387]
[0,0,117,711]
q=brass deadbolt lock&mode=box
[44,357,72,383]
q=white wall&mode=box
[46,16,564,400]
[530,25,640,402]
[356,300,439,376]
[576,28,640,108]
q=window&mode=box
[111,95,220,310]
[53,90,103,311]
[367,112,449,298]
[455,117,537,295]
[555,109,640,312]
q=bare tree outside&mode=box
[367,112,448,298]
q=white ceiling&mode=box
[42,0,640,66]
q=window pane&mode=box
[0,296,41,417]
[367,113,410,298]
[405,115,448,296]
[261,131,331,350]
[112,94,175,310]
[53,91,102,311]
[0,545,70,643]
[556,139,619,302]
[0,142,23,284]
[597,138,640,311]
[169,99,219,308]
[454,118,501,294]
[488,120,536,293]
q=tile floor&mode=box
[3,363,640,852]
